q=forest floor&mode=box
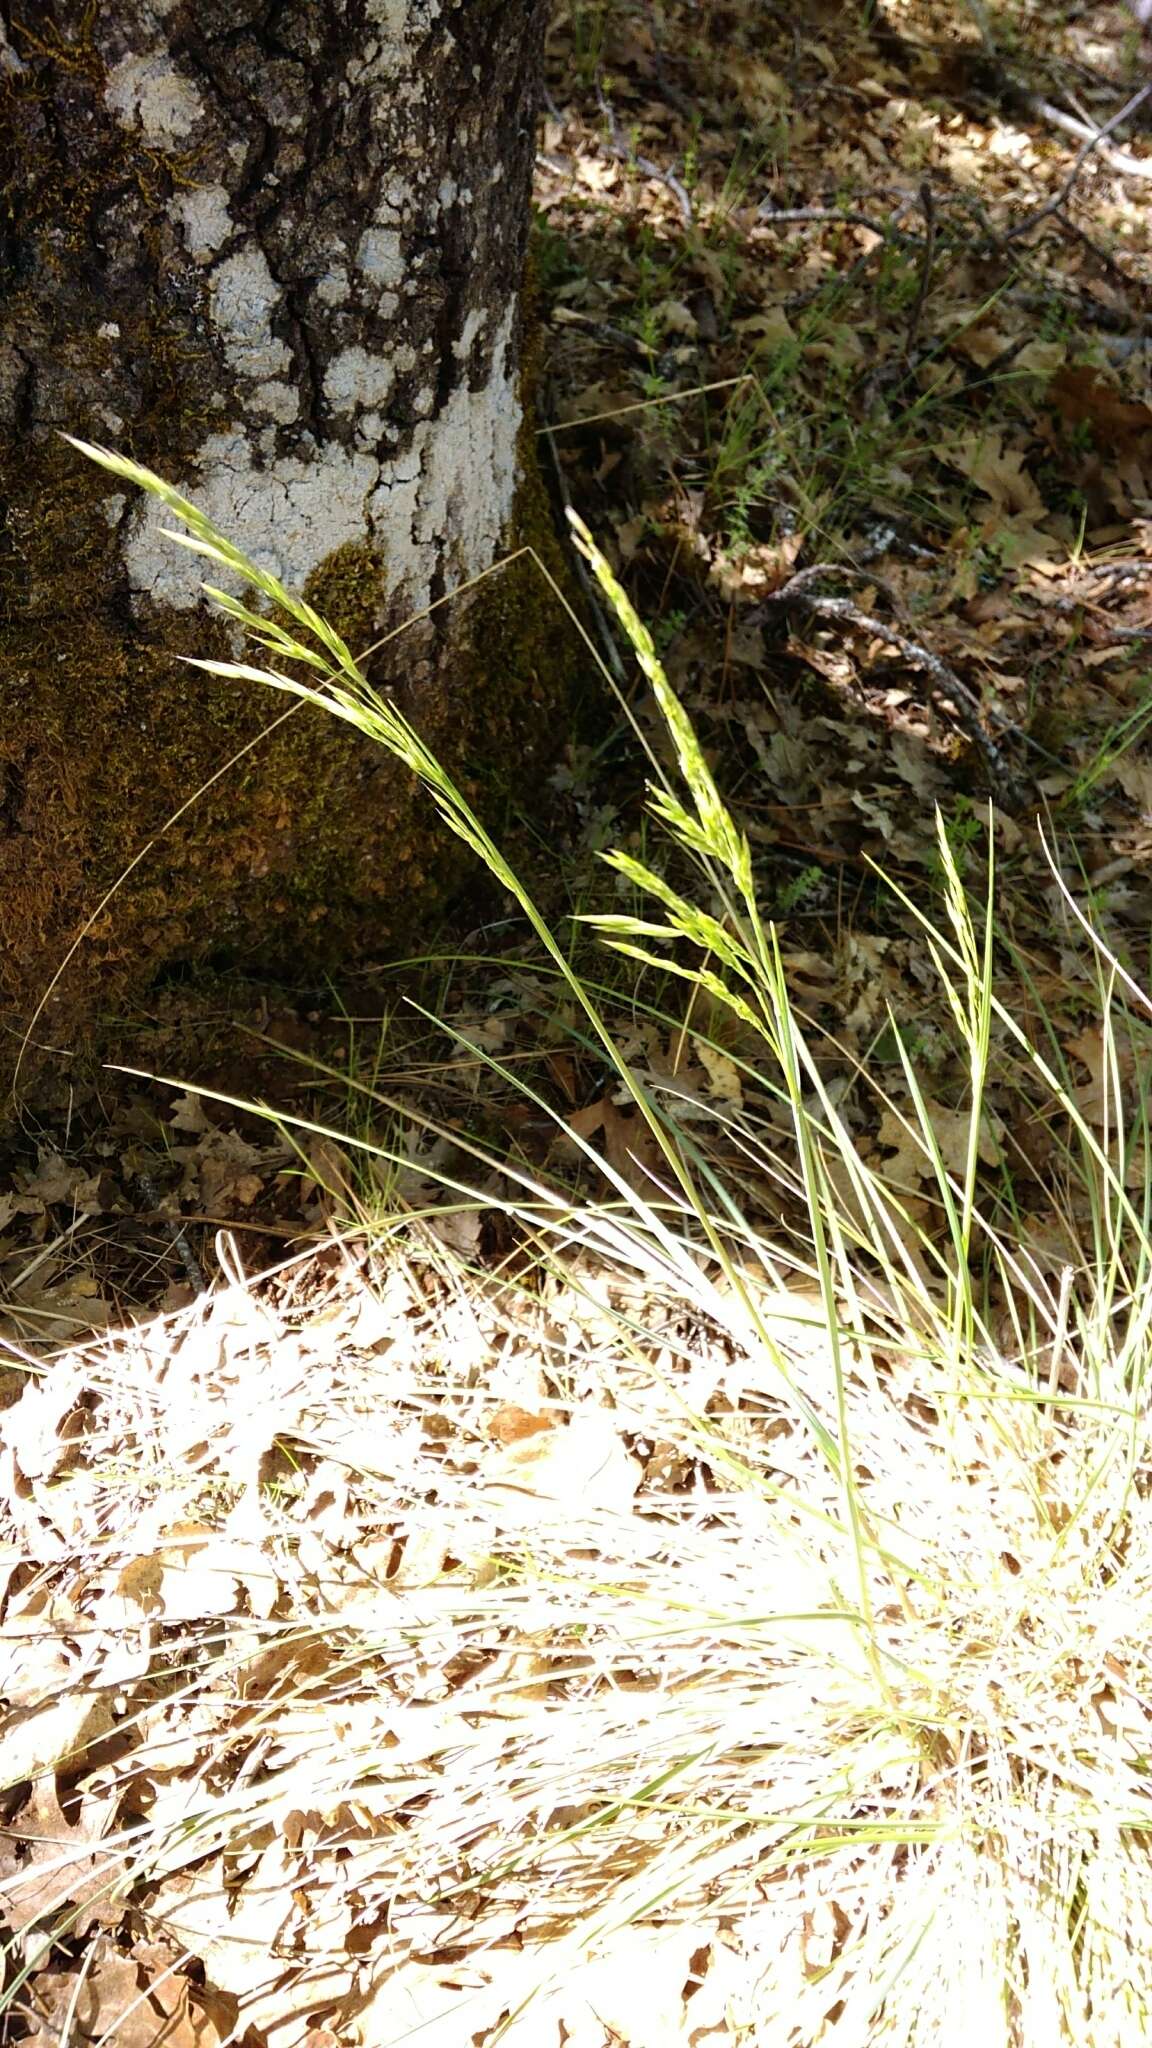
[7,1,1152,2043]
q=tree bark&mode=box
[0,0,559,1090]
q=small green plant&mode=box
[872,240,923,315]
[565,0,612,85]
[1063,674,1152,808]
[530,213,585,296]
[775,862,825,914]
[681,115,701,195]
[713,124,791,224]
[651,603,688,652]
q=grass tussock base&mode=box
[5,448,1152,2044]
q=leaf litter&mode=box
[10,1187,1152,2041]
[0,1231,840,2044]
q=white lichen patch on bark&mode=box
[0,20,25,73]
[123,304,521,620]
[357,227,405,286]
[315,268,352,307]
[255,381,301,424]
[454,307,486,363]
[364,0,416,32]
[209,246,292,383]
[324,347,395,414]
[356,0,442,81]
[171,185,236,264]
[104,50,205,142]
[374,178,414,225]
[122,431,380,611]
[368,302,521,602]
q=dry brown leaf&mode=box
[939,430,1045,517]
[692,1038,744,1108]
[147,1861,331,2008]
[927,1100,1005,1175]
[353,1955,536,2048]
[732,55,786,118]
[501,1925,703,2047]
[1047,365,1152,451]
[195,1127,273,1212]
[0,1588,80,1711]
[0,1689,115,1789]
[875,1102,1003,1185]
[576,152,618,192]
[3,1360,90,1483]
[874,1107,928,1191]
[653,295,698,337]
[20,1151,104,1212]
[297,1138,352,1212]
[483,1407,640,1521]
[1064,1023,1135,1127]
[169,1091,214,1135]
[487,1402,556,1446]
[110,1525,277,1625]
[563,1093,665,1193]
[0,1778,120,1937]
[733,306,797,350]
[22,1940,225,2048]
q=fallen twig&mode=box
[1013,86,1152,201]
[765,576,1022,803]
[135,1170,207,1295]
[757,201,920,242]
[1074,560,1152,586]
[597,87,694,226]
[1002,279,1143,335]
[757,197,930,316]
[1041,605,1152,641]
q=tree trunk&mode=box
[0,0,561,1092]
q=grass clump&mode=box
[6,444,1152,2042]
